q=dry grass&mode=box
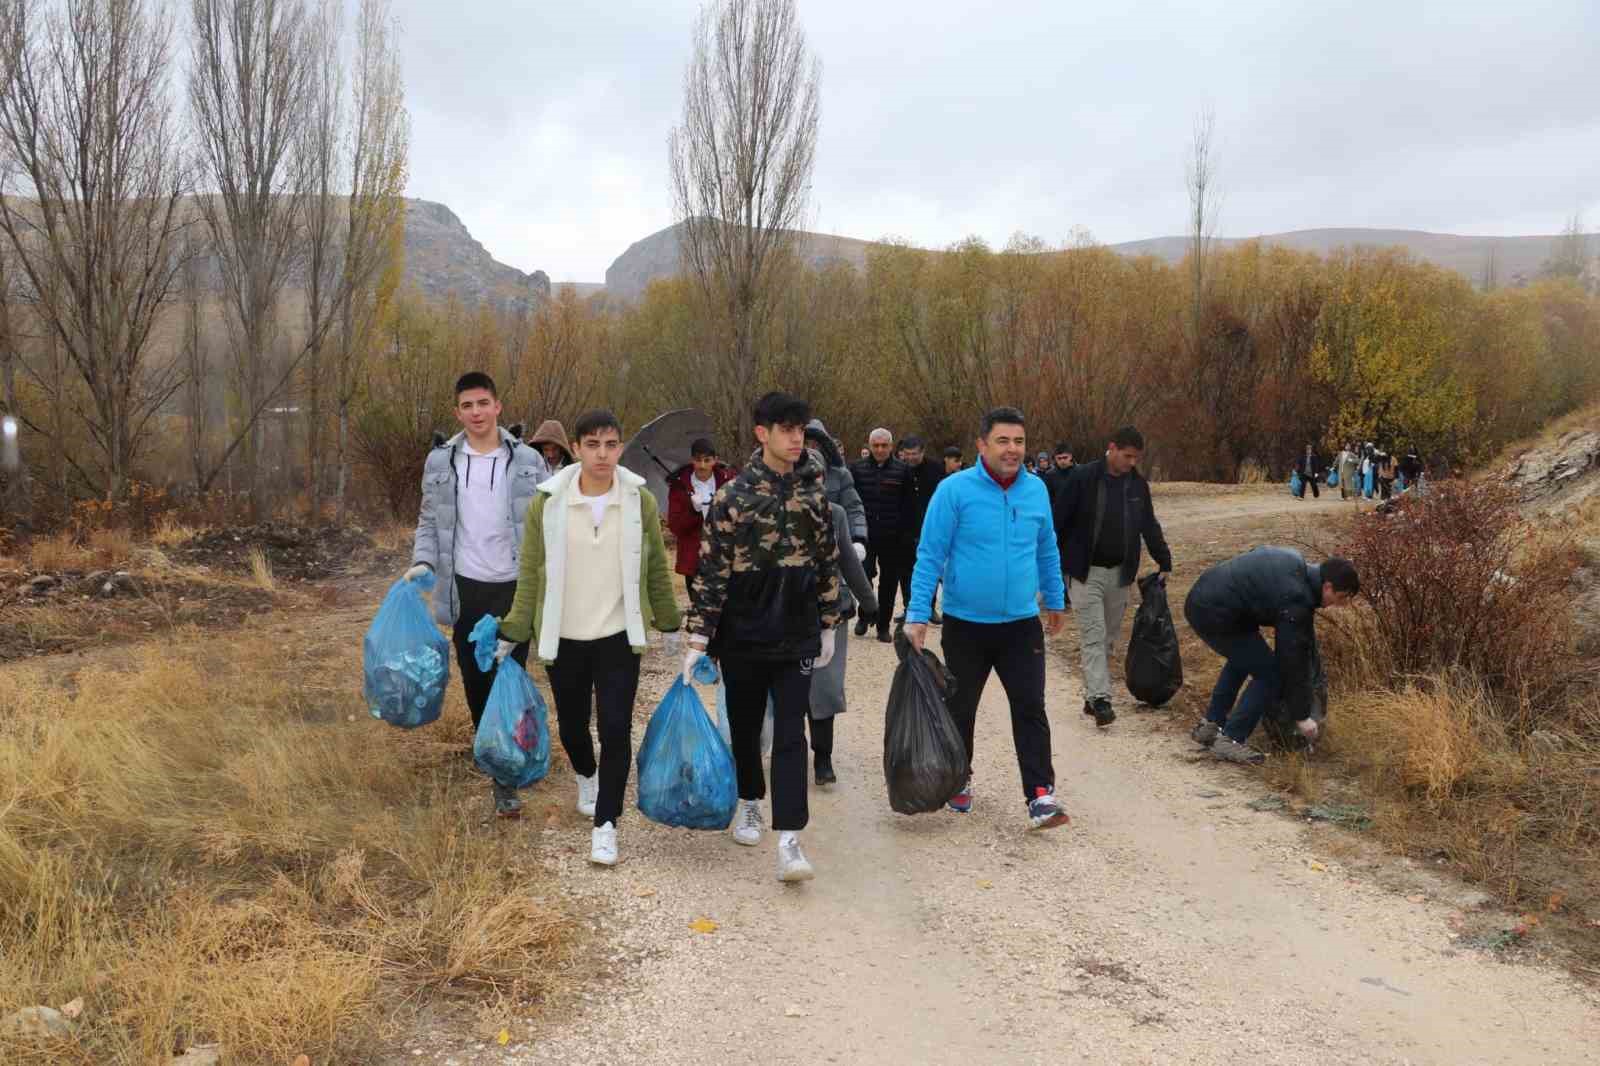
[150,516,203,548]
[0,625,575,1064]
[22,529,134,573]
[246,545,276,591]
[370,522,412,555]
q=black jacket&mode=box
[1052,458,1172,587]
[850,455,914,546]
[1183,546,1324,723]
[1294,452,1326,478]
[904,458,944,544]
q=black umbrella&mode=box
[621,409,716,512]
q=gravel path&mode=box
[415,489,1600,1065]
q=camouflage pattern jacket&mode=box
[689,448,842,662]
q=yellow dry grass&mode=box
[0,625,575,1064]
[370,521,412,555]
[150,516,203,547]
[246,545,276,591]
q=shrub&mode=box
[1334,479,1581,720]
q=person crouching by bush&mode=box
[405,371,551,819]
[493,410,681,867]
[666,438,735,595]
[1182,548,1360,765]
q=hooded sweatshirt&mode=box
[805,417,868,543]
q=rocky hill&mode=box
[401,199,549,313]
[603,222,1571,303]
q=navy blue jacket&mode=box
[1052,457,1172,587]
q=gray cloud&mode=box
[396,0,1600,281]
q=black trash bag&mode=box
[1261,641,1329,751]
[1125,571,1183,706]
[883,630,967,815]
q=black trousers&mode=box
[721,655,812,831]
[545,632,641,828]
[806,713,834,759]
[452,575,530,730]
[940,615,1055,802]
[871,541,910,636]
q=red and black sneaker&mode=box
[1027,786,1070,830]
[947,777,973,813]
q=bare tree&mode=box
[1480,243,1499,293]
[0,0,191,499]
[332,0,406,523]
[1541,211,1588,280]
[188,0,311,515]
[668,0,819,445]
[298,0,341,520]
[1185,106,1220,341]
[178,227,211,490]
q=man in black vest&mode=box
[850,428,914,643]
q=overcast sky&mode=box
[396,0,1600,283]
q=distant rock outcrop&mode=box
[402,199,549,314]
[1501,428,1600,514]
[604,221,877,303]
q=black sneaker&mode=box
[1091,698,1116,728]
[493,781,522,819]
[877,631,892,644]
[853,616,868,637]
[815,755,837,786]
[1081,700,1097,720]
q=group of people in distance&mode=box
[402,371,1362,879]
[1296,441,1427,503]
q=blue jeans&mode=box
[1195,627,1280,743]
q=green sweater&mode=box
[498,481,681,655]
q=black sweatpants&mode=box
[721,655,812,831]
[940,615,1055,802]
[452,574,530,730]
[806,713,834,759]
[872,542,910,637]
[545,632,641,828]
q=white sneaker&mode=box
[590,822,617,866]
[576,772,598,817]
[731,799,765,846]
[776,832,814,882]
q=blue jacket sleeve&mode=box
[1036,486,1065,610]
[907,479,955,623]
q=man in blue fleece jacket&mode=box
[903,406,1070,830]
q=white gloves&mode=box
[814,628,836,669]
[852,542,867,562]
[403,563,431,583]
[1296,718,1320,742]
[664,631,683,656]
[494,639,515,664]
[683,642,706,685]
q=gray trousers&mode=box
[1070,565,1132,703]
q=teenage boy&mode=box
[407,372,550,818]
[904,406,1071,830]
[1054,426,1172,728]
[666,437,735,594]
[685,391,842,883]
[943,446,964,476]
[495,410,681,866]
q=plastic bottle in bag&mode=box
[363,573,451,729]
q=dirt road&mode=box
[434,488,1598,1065]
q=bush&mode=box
[1334,479,1581,720]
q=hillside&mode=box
[400,199,549,313]
[602,222,1570,303]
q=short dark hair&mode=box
[1109,426,1145,450]
[690,437,717,458]
[455,371,497,399]
[901,434,925,450]
[979,406,1026,438]
[1323,557,1360,596]
[943,446,962,460]
[753,391,811,429]
[1054,442,1072,456]
[573,409,622,442]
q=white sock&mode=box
[779,831,798,847]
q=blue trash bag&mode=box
[468,613,501,672]
[1289,471,1303,497]
[691,654,721,686]
[363,572,450,729]
[1363,467,1375,498]
[637,678,737,829]
[1326,469,1339,488]
[472,658,551,788]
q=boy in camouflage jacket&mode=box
[684,392,841,883]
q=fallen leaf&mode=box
[497,1029,511,1046]
[1546,891,1566,913]
[634,886,657,898]
[783,1006,811,1018]
[977,879,993,890]
[688,916,719,934]
[57,997,84,1021]
[1309,861,1328,872]
[1406,894,1426,903]
[291,1057,310,1066]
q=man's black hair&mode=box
[573,408,622,441]
[752,391,811,429]
[454,371,497,399]
[1109,425,1145,450]
[979,406,1026,438]
[901,434,925,450]
[943,445,962,460]
[1054,442,1072,456]
[1323,557,1360,596]
[690,437,717,458]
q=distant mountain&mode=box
[602,222,1568,301]
[401,199,549,313]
